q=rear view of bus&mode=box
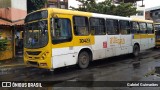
[155,23,160,47]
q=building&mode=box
[145,6,160,23]
[27,0,68,13]
[130,6,145,20]
[114,0,142,3]
[0,0,27,60]
[0,0,27,22]
[46,0,68,9]
[115,0,146,20]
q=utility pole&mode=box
[142,0,144,7]
[57,0,60,8]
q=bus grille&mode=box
[28,61,38,66]
[26,51,41,55]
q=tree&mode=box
[112,2,137,17]
[27,0,48,13]
[70,0,137,17]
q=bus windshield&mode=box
[24,20,48,48]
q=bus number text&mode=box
[80,38,90,43]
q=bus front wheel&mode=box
[133,44,140,57]
[78,51,90,69]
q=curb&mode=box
[0,64,25,68]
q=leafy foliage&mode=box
[70,0,137,17]
[27,0,48,13]
[0,33,8,52]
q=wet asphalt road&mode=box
[1,48,160,90]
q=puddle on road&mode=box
[0,67,27,76]
[0,68,14,75]
[75,74,94,81]
[132,57,141,69]
[144,66,160,77]
[153,54,160,59]
[155,67,160,77]
[132,62,140,69]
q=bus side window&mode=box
[146,23,154,34]
[90,17,105,35]
[139,22,147,34]
[131,22,139,34]
[119,20,130,34]
[51,18,72,44]
[73,16,89,36]
[106,19,119,35]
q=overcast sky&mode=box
[68,0,160,9]
[137,0,159,9]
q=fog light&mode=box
[40,63,47,66]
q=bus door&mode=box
[155,24,160,47]
[89,17,106,60]
[106,19,120,56]
[51,14,75,68]
[139,22,148,50]
[147,23,155,48]
[119,20,132,54]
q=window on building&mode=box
[73,16,89,36]
[139,22,146,34]
[119,20,130,34]
[146,23,154,34]
[61,5,65,8]
[131,22,139,34]
[137,11,144,16]
[90,17,105,35]
[106,19,119,35]
[48,3,56,8]
[155,12,159,15]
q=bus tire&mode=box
[133,44,140,57]
[78,51,90,69]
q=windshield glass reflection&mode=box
[24,20,48,48]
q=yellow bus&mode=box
[155,23,160,47]
[24,8,155,70]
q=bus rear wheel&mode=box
[133,44,140,57]
[78,51,90,69]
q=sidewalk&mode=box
[0,56,25,69]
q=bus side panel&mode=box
[52,47,77,68]
[132,34,140,48]
[120,35,132,54]
[148,34,155,48]
[140,34,149,50]
[52,46,93,69]
[107,35,121,56]
[92,35,107,60]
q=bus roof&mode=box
[28,8,153,23]
[92,13,131,21]
[48,8,92,17]
[48,8,131,20]
[154,23,160,25]
[131,18,153,23]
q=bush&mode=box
[0,39,8,51]
[0,33,8,51]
